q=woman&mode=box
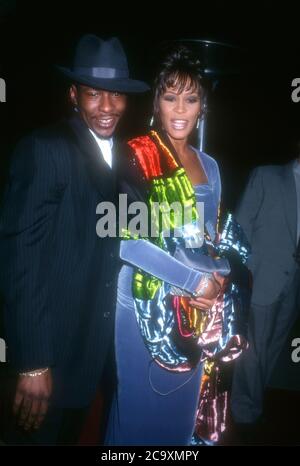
[105,45,249,446]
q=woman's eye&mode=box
[163,95,176,102]
[187,97,199,104]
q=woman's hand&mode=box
[189,272,227,310]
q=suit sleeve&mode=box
[235,167,264,245]
[0,134,67,371]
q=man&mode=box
[0,34,148,444]
[231,157,300,434]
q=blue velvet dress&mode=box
[105,151,221,446]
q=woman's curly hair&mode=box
[153,44,205,115]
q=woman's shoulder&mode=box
[193,148,220,174]
[126,132,152,147]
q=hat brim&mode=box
[57,66,150,93]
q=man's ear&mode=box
[69,84,78,107]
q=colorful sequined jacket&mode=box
[120,130,251,442]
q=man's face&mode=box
[70,84,127,138]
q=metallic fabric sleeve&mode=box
[120,239,202,294]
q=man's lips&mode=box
[94,117,116,128]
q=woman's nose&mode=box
[174,98,186,113]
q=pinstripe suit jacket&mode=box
[0,114,120,407]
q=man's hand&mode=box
[13,368,53,431]
[190,272,227,310]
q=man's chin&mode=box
[93,127,115,139]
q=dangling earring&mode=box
[196,117,200,129]
[149,115,154,127]
[71,98,79,112]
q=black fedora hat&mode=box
[57,35,149,93]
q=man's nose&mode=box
[99,92,114,112]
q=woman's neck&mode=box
[167,135,190,162]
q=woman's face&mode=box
[157,82,201,143]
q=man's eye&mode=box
[113,92,124,98]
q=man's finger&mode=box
[23,399,41,431]
[33,399,49,430]
[18,399,32,426]
[13,391,24,416]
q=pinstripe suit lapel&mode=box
[67,114,117,202]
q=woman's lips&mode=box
[171,119,188,130]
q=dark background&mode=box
[1,2,300,210]
[0,1,300,444]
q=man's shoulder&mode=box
[23,119,71,146]
[250,164,283,180]
[10,120,74,177]
[246,162,295,192]
[12,120,75,169]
